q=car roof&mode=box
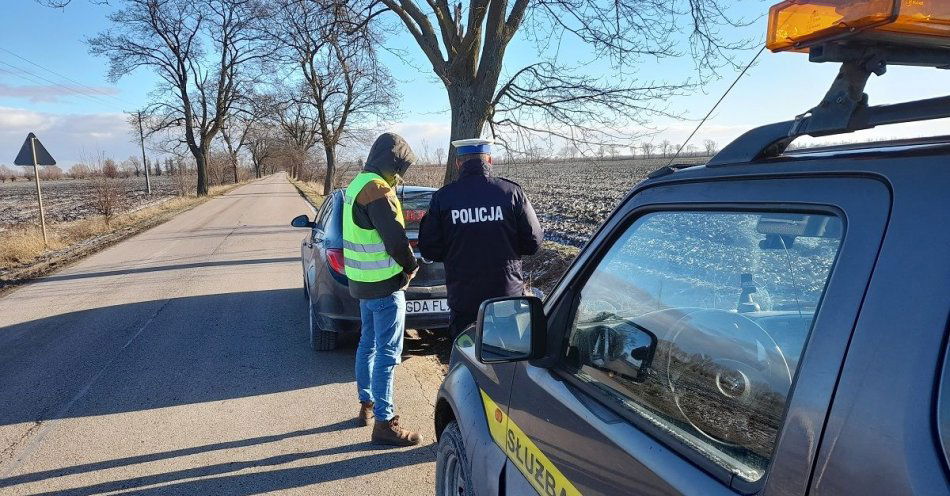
[331,185,436,195]
[636,131,950,202]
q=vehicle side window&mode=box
[316,197,332,228]
[322,193,343,240]
[565,210,843,483]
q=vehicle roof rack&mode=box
[708,43,950,167]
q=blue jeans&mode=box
[355,291,405,421]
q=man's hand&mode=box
[400,267,419,291]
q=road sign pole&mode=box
[29,137,48,247]
[138,111,152,195]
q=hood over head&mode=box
[364,133,416,186]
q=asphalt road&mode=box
[0,173,445,495]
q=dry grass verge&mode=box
[288,178,326,209]
[524,241,581,295]
[0,181,247,292]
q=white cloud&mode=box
[0,107,136,166]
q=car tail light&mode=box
[326,248,346,275]
[404,209,427,223]
[766,0,950,52]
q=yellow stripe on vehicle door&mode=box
[480,389,582,496]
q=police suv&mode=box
[433,3,950,495]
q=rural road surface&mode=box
[0,173,445,495]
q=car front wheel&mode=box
[308,291,337,351]
[436,421,474,496]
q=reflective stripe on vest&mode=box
[344,257,397,270]
[341,172,405,283]
[342,240,387,253]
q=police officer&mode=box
[418,138,544,338]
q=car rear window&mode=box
[399,190,433,231]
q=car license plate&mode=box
[406,298,449,314]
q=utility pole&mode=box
[137,110,152,195]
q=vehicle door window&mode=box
[564,210,843,483]
[311,196,333,243]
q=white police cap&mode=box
[451,138,494,155]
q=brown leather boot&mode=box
[357,401,374,427]
[371,415,421,446]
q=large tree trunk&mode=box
[443,85,492,184]
[323,145,336,196]
[232,152,239,184]
[194,147,209,196]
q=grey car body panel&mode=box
[807,157,950,495]
[440,142,950,495]
[437,340,513,496]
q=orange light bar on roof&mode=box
[767,1,950,53]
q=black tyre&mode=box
[308,292,337,351]
[436,421,474,496]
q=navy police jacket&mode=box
[418,159,544,315]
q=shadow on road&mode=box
[26,443,431,496]
[35,257,300,283]
[0,421,356,489]
[0,288,349,429]
[402,329,452,367]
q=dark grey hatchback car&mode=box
[432,27,950,496]
[291,186,449,350]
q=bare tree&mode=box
[89,0,269,196]
[270,90,322,180]
[361,0,752,183]
[247,124,277,178]
[641,142,655,158]
[703,139,718,156]
[123,155,143,177]
[102,158,119,178]
[221,114,256,184]
[660,139,672,158]
[270,0,399,195]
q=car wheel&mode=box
[436,421,474,496]
[308,291,337,351]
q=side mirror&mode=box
[476,296,546,364]
[291,214,315,229]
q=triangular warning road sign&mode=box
[14,133,56,166]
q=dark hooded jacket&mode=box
[418,158,544,315]
[347,133,420,300]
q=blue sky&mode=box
[1,1,948,166]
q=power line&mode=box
[666,45,767,166]
[0,59,125,110]
[0,46,131,107]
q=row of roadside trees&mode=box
[68,0,753,196]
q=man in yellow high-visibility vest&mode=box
[343,133,421,446]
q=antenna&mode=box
[667,46,767,167]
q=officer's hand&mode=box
[407,267,419,281]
